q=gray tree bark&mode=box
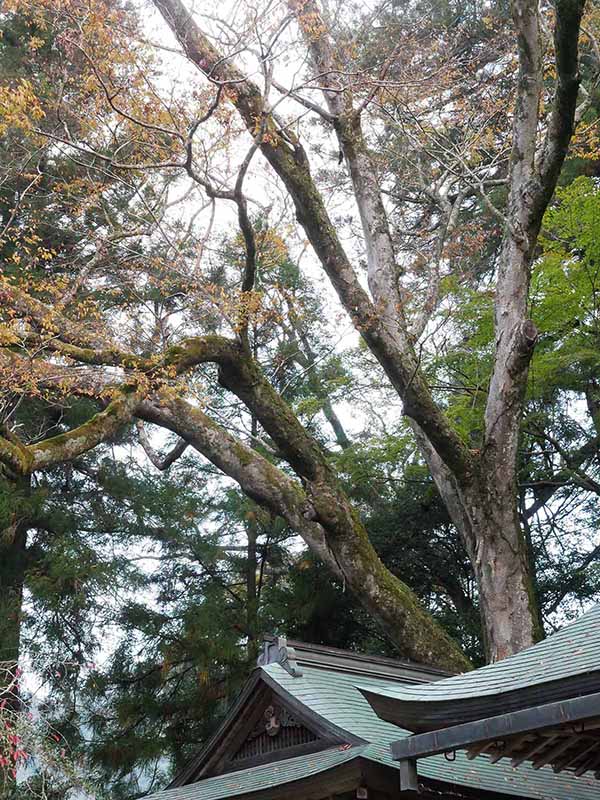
[151,0,585,661]
[0,0,586,668]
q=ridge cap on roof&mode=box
[259,635,454,683]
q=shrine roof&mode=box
[360,605,600,733]
[146,623,600,800]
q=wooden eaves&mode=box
[392,690,600,788]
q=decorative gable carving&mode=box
[231,701,319,763]
[186,678,350,781]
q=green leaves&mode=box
[531,176,600,397]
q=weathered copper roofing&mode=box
[146,627,600,800]
[361,605,600,733]
[146,746,365,800]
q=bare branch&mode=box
[136,421,189,470]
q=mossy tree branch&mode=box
[1,302,472,667]
[0,390,141,476]
[137,392,471,671]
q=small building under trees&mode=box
[147,608,600,800]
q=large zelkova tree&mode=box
[0,0,595,668]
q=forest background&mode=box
[1,0,600,796]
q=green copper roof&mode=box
[359,605,600,707]
[145,745,365,800]
[265,659,600,800]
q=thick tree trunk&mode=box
[431,469,541,661]
[413,424,540,661]
[472,236,540,661]
[462,478,541,661]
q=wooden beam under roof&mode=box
[392,692,600,781]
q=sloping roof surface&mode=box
[265,660,600,800]
[360,605,600,706]
[145,745,365,800]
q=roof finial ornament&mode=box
[257,635,303,677]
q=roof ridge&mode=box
[259,635,453,682]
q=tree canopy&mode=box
[1,0,600,795]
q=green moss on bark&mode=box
[30,391,138,471]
